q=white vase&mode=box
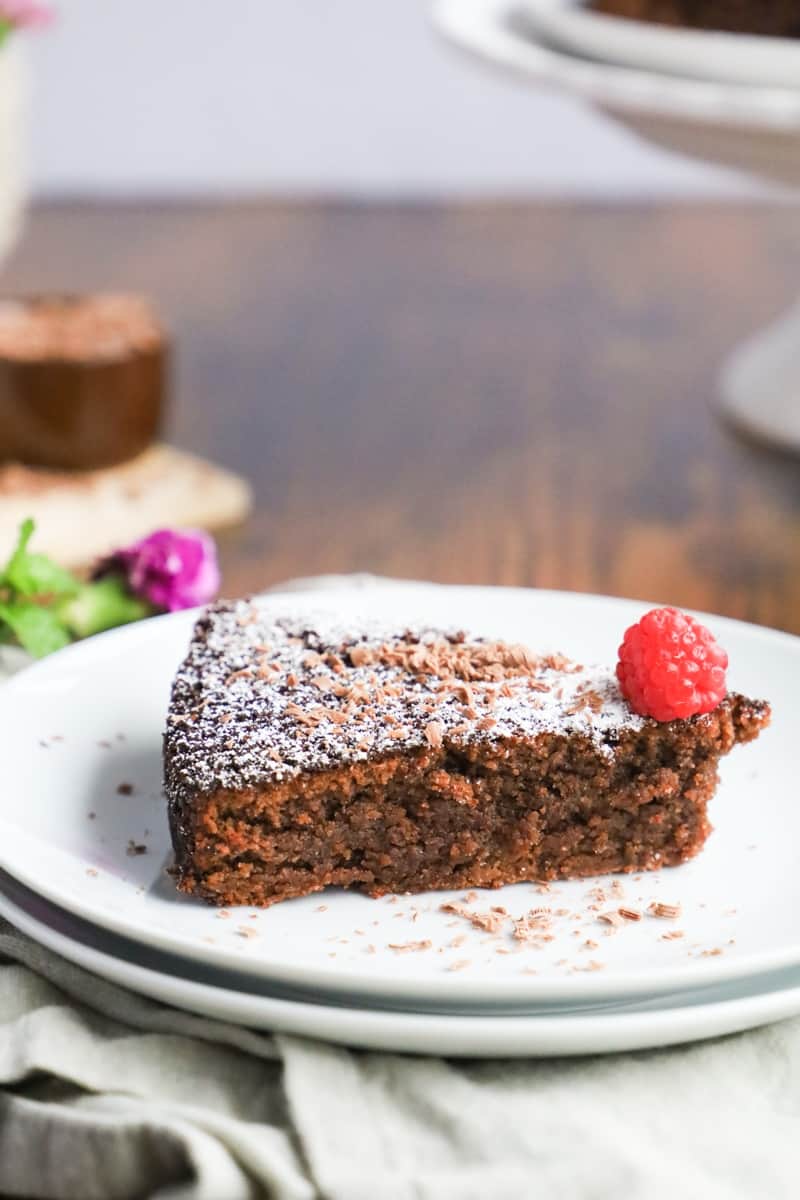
[0,38,28,267]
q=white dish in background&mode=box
[433,0,800,139]
[433,0,800,455]
[0,581,793,1010]
[520,0,800,89]
[4,867,800,1057]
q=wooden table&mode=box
[3,202,799,633]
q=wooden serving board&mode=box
[0,444,253,567]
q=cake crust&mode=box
[164,600,770,907]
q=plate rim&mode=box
[519,0,800,88]
[3,869,800,1057]
[432,0,800,128]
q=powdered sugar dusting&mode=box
[164,598,645,801]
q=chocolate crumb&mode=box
[597,910,625,928]
[648,902,682,920]
[440,901,505,934]
[424,721,444,749]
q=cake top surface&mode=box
[165,598,649,798]
[0,294,163,362]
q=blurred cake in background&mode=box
[0,293,166,469]
[0,292,252,567]
[591,0,800,36]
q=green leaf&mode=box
[0,601,71,658]
[58,576,153,640]
[1,518,80,599]
[5,552,80,599]
[7,517,34,561]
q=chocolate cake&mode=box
[164,600,770,907]
[0,294,166,470]
[591,0,800,37]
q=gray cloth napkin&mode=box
[2,919,799,1200]
[1,576,797,1199]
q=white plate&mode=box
[434,0,800,133]
[521,0,800,89]
[3,867,800,1057]
[0,581,793,1009]
[434,0,800,191]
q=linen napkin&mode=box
[0,575,797,1200]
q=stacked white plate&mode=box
[0,582,797,1057]
[516,0,800,89]
[434,0,800,183]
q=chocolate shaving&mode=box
[648,902,682,919]
[425,721,444,748]
[440,901,506,934]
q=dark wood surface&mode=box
[2,201,799,632]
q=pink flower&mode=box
[0,1,53,27]
[97,529,220,613]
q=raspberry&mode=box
[616,607,728,722]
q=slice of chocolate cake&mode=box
[164,600,770,907]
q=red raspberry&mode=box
[616,607,728,722]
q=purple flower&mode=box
[98,529,220,613]
[0,1,53,27]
